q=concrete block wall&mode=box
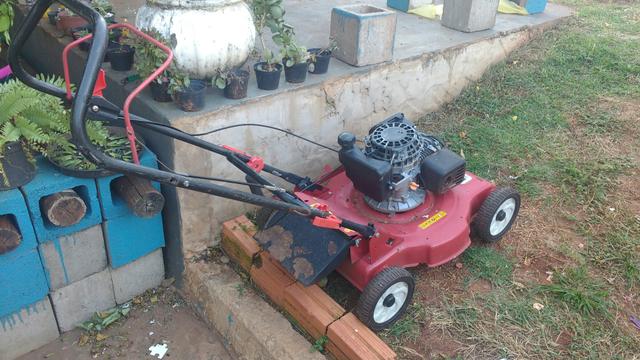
[0,151,166,359]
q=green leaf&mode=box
[215,77,227,89]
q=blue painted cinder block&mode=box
[0,248,49,317]
[524,0,547,14]
[103,213,165,268]
[20,158,102,243]
[387,0,410,12]
[0,189,37,256]
[96,150,160,220]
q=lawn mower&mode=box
[9,0,520,331]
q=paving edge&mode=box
[183,260,326,360]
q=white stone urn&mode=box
[136,0,256,79]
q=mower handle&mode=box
[8,0,378,236]
[8,0,106,100]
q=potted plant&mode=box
[133,29,173,102]
[47,7,59,25]
[56,9,88,35]
[254,49,282,90]
[278,27,309,84]
[91,0,116,24]
[169,69,206,112]
[308,39,337,75]
[0,79,50,190]
[109,33,135,72]
[214,67,250,100]
[71,26,92,51]
[21,75,140,177]
[250,0,285,90]
[0,1,15,47]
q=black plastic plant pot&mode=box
[224,69,250,100]
[308,48,332,75]
[254,62,282,91]
[174,80,207,112]
[48,12,58,25]
[109,45,135,71]
[150,80,173,103]
[104,41,120,62]
[284,61,309,84]
[0,142,36,191]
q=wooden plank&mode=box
[250,251,295,306]
[327,313,396,360]
[283,282,345,339]
[221,216,261,272]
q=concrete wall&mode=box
[171,27,543,257]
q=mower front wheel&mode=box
[473,187,521,243]
[355,267,415,332]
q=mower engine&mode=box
[338,113,466,214]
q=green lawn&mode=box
[382,1,640,358]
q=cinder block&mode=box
[0,188,37,256]
[111,249,164,304]
[282,282,345,339]
[222,216,260,272]
[387,0,433,12]
[441,0,499,33]
[50,269,115,332]
[96,150,160,220]
[0,297,59,360]
[0,249,49,317]
[250,251,295,306]
[103,213,165,268]
[513,0,547,14]
[20,157,102,243]
[326,313,396,360]
[330,4,397,67]
[39,225,108,290]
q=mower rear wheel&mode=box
[355,267,415,331]
[473,187,520,243]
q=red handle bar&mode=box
[62,23,174,165]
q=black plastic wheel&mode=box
[354,267,415,331]
[473,187,521,243]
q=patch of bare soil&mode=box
[18,286,235,360]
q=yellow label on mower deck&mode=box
[419,211,447,230]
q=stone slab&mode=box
[185,261,326,360]
[38,225,108,290]
[0,249,49,318]
[111,248,164,304]
[50,269,116,332]
[0,297,59,360]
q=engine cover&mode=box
[338,114,448,214]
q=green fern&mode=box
[0,79,52,153]
[1,76,134,171]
